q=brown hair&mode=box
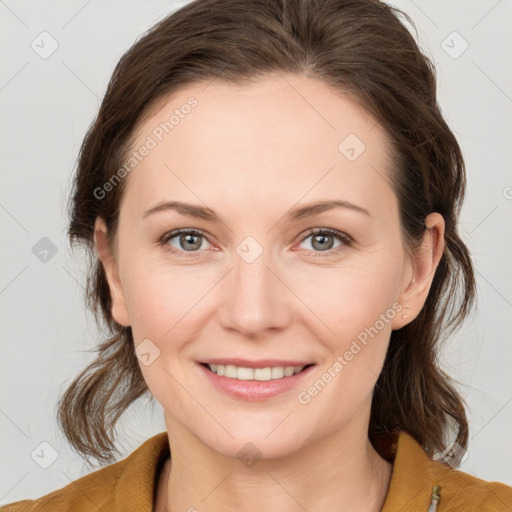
[58,0,475,465]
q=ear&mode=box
[94,217,131,327]
[392,212,445,330]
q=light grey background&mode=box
[1,0,511,504]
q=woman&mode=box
[2,0,511,510]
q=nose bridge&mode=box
[218,234,290,334]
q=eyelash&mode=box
[159,228,353,258]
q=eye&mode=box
[298,228,352,255]
[160,229,212,255]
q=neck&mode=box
[160,417,392,512]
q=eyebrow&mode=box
[142,199,372,222]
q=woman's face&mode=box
[96,73,440,459]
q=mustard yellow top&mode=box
[2,431,511,511]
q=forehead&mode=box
[121,73,395,218]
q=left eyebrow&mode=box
[285,200,372,222]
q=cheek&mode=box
[121,253,216,342]
[289,254,403,342]
[292,262,402,425]
[122,261,212,400]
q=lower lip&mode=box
[198,363,316,401]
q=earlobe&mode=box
[392,213,445,330]
[94,217,131,327]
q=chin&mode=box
[196,419,311,462]
[213,436,303,463]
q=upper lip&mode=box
[200,358,315,369]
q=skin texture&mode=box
[95,73,445,512]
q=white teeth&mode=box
[284,366,295,377]
[225,365,237,378]
[237,367,255,380]
[206,364,306,381]
[271,367,284,379]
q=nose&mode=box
[217,243,292,338]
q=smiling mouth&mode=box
[200,362,315,381]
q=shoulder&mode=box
[424,455,512,511]
[0,432,169,512]
[0,463,121,512]
[381,430,512,511]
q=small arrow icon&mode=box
[31,31,59,59]
[31,441,58,468]
[237,442,262,468]
[236,236,263,263]
[135,339,161,366]
[440,31,468,59]
[338,133,365,161]
[32,237,58,263]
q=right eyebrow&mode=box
[142,201,220,221]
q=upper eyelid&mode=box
[161,228,210,245]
